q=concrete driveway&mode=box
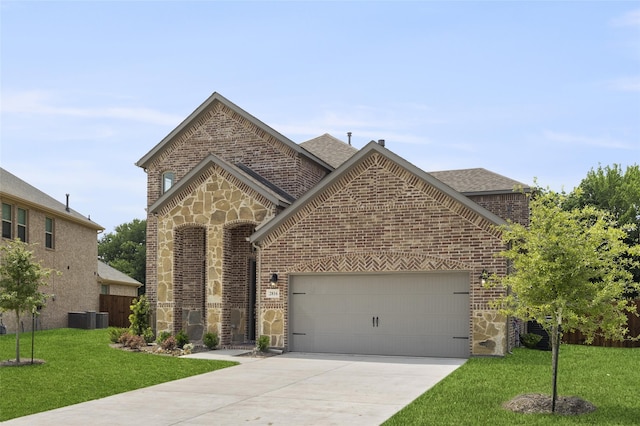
[2,351,465,425]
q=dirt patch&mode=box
[0,358,46,367]
[503,393,596,415]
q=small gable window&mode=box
[162,171,175,194]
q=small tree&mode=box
[128,295,151,337]
[0,240,53,363]
[489,189,640,412]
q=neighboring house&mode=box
[137,92,529,358]
[98,260,142,297]
[0,168,104,333]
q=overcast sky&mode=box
[1,1,638,234]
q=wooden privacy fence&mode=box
[99,294,136,328]
[562,299,640,348]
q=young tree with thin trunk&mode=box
[489,189,640,412]
[0,240,53,363]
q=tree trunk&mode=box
[15,310,21,363]
[551,323,560,413]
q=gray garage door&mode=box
[289,272,469,358]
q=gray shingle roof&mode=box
[429,168,530,195]
[0,167,103,230]
[300,134,358,168]
[97,260,142,287]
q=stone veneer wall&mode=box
[142,100,329,331]
[257,153,509,355]
[154,165,274,345]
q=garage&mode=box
[289,272,470,358]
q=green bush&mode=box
[520,332,542,349]
[175,330,189,349]
[257,335,269,352]
[142,327,155,344]
[156,331,171,344]
[203,332,219,350]
[107,327,128,343]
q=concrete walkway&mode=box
[2,351,465,425]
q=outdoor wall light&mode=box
[270,273,278,287]
[480,269,490,285]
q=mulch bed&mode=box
[0,359,46,367]
[503,393,596,415]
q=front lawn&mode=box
[0,328,236,421]
[385,345,639,425]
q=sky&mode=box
[1,1,639,234]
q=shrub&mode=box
[128,295,151,336]
[142,327,155,344]
[118,331,133,345]
[203,332,219,350]
[156,331,171,344]
[126,334,146,350]
[257,335,269,352]
[521,333,543,349]
[160,336,177,351]
[107,327,128,343]
[175,330,189,349]
[183,343,195,354]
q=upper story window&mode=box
[162,171,175,194]
[2,203,12,239]
[17,208,27,242]
[45,217,55,249]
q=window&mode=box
[100,284,110,295]
[17,208,27,242]
[162,171,175,194]
[2,203,12,239]
[45,217,54,249]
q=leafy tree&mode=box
[0,240,53,363]
[565,164,640,287]
[98,219,146,292]
[489,189,640,412]
[128,294,151,336]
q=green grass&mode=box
[384,345,640,425]
[0,328,236,421]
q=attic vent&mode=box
[378,139,385,147]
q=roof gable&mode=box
[0,168,103,230]
[250,141,507,244]
[299,133,358,168]
[97,261,142,287]
[149,154,293,214]
[136,92,332,171]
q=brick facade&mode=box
[138,93,527,356]
[255,152,509,355]
[0,193,101,333]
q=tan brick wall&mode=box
[258,153,509,355]
[0,197,99,333]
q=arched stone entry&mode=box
[222,223,257,345]
[174,226,206,342]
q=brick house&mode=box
[137,92,529,357]
[0,168,104,333]
[98,260,142,297]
